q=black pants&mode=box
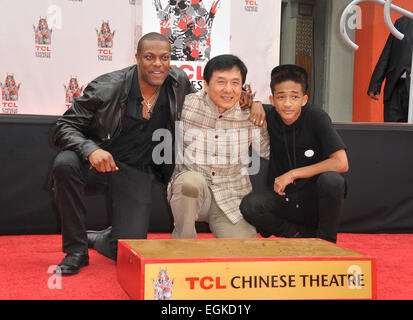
[240,171,346,243]
[384,77,410,122]
[51,150,155,260]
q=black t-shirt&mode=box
[106,68,170,169]
[264,103,346,193]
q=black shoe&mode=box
[256,216,316,239]
[56,253,89,275]
[258,229,272,238]
[87,226,112,249]
[292,226,317,239]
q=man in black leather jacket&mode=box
[51,32,195,274]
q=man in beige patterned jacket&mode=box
[168,54,269,239]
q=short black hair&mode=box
[137,32,170,54]
[270,64,308,94]
[203,54,248,84]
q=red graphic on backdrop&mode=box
[33,17,52,45]
[1,74,20,114]
[96,21,115,61]
[64,76,84,105]
[96,21,115,48]
[33,17,52,58]
[1,74,21,101]
[154,0,220,61]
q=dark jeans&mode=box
[51,150,155,260]
[240,171,346,243]
[384,77,409,122]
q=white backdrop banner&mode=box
[0,0,280,116]
[0,0,137,115]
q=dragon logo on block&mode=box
[152,268,174,300]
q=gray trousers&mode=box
[168,171,257,239]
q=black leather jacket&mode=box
[53,65,194,181]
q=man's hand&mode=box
[368,91,380,101]
[272,149,348,196]
[239,90,253,110]
[250,101,266,128]
[88,149,119,173]
[273,171,294,196]
[239,85,266,128]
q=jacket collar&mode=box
[167,67,183,88]
[122,65,182,104]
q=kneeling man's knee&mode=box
[317,172,345,197]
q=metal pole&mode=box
[409,46,413,123]
[340,0,413,51]
[340,0,364,51]
[383,0,404,40]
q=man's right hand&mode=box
[88,149,119,172]
[368,91,380,101]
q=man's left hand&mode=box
[239,90,253,110]
[273,172,294,196]
[250,101,266,128]
[239,85,266,128]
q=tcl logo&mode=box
[2,102,17,108]
[170,64,204,81]
[185,276,227,290]
[97,49,112,55]
[35,46,51,52]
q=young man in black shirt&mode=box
[240,64,348,243]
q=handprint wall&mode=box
[154,0,220,61]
